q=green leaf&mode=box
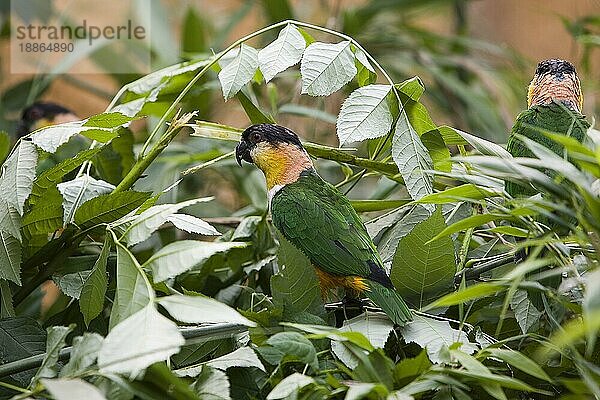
[59,333,104,377]
[99,304,184,375]
[421,129,451,173]
[0,317,46,386]
[218,44,259,100]
[0,140,37,214]
[74,191,151,230]
[42,378,107,400]
[439,126,511,158]
[29,148,102,206]
[424,283,505,310]
[396,76,425,102]
[144,240,246,282]
[108,239,153,329]
[336,84,393,145]
[57,176,115,225]
[417,184,501,204]
[52,256,97,298]
[116,198,212,246]
[0,131,10,165]
[156,294,255,326]
[391,208,455,308]
[80,238,110,325]
[399,314,478,363]
[32,325,75,384]
[83,112,134,129]
[266,373,314,400]
[392,108,434,208]
[428,213,505,243]
[21,190,63,240]
[271,234,322,316]
[300,41,356,96]
[263,331,318,369]
[354,48,375,73]
[236,90,276,124]
[258,23,306,82]
[483,348,552,383]
[0,231,21,284]
[488,226,528,237]
[583,268,600,352]
[167,214,220,236]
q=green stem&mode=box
[113,124,186,193]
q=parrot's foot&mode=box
[325,296,371,327]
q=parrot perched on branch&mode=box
[506,59,590,198]
[235,124,412,325]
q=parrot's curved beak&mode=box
[235,140,253,166]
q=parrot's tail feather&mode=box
[365,281,412,325]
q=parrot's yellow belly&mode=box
[314,267,368,298]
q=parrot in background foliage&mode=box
[16,101,79,138]
[235,124,412,325]
[506,59,590,198]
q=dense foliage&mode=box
[1,9,599,400]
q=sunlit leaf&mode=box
[300,41,356,96]
[0,140,37,215]
[258,23,306,82]
[157,294,255,326]
[218,44,259,100]
[57,176,115,225]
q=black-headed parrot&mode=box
[235,124,412,325]
[506,59,590,198]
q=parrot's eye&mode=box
[250,132,262,143]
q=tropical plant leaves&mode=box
[218,44,259,100]
[336,84,393,145]
[300,41,356,96]
[258,23,306,82]
[167,213,220,236]
[0,231,21,285]
[79,238,110,325]
[390,208,455,308]
[42,378,107,400]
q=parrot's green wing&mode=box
[271,169,412,324]
[506,101,590,198]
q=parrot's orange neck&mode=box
[250,142,313,189]
[527,74,583,112]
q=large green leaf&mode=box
[258,23,306,82]
[193,367,231,400]
[300,41,356,96]
[260,331,318,369]
[0,317,46,387]
[29,148,101,206]
[144,240,246,282]
[509,289,542,334]
[218,44,259,100]
[79,238,110,325]
[74,191,151,230]
[391,208,455,308]
[337,84,393,145]
[21,188,63,240]
[108,239,153,329]
[0,140,37,215]
[167,214,220,236]
[266,373,314,400]
[99,304,184,375]
[271,234,322,316]
[157,294,255,326]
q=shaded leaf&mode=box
[80,238,110,325]
[32,325,74,384]
[0,231,21,284]
[59,333,104,377]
